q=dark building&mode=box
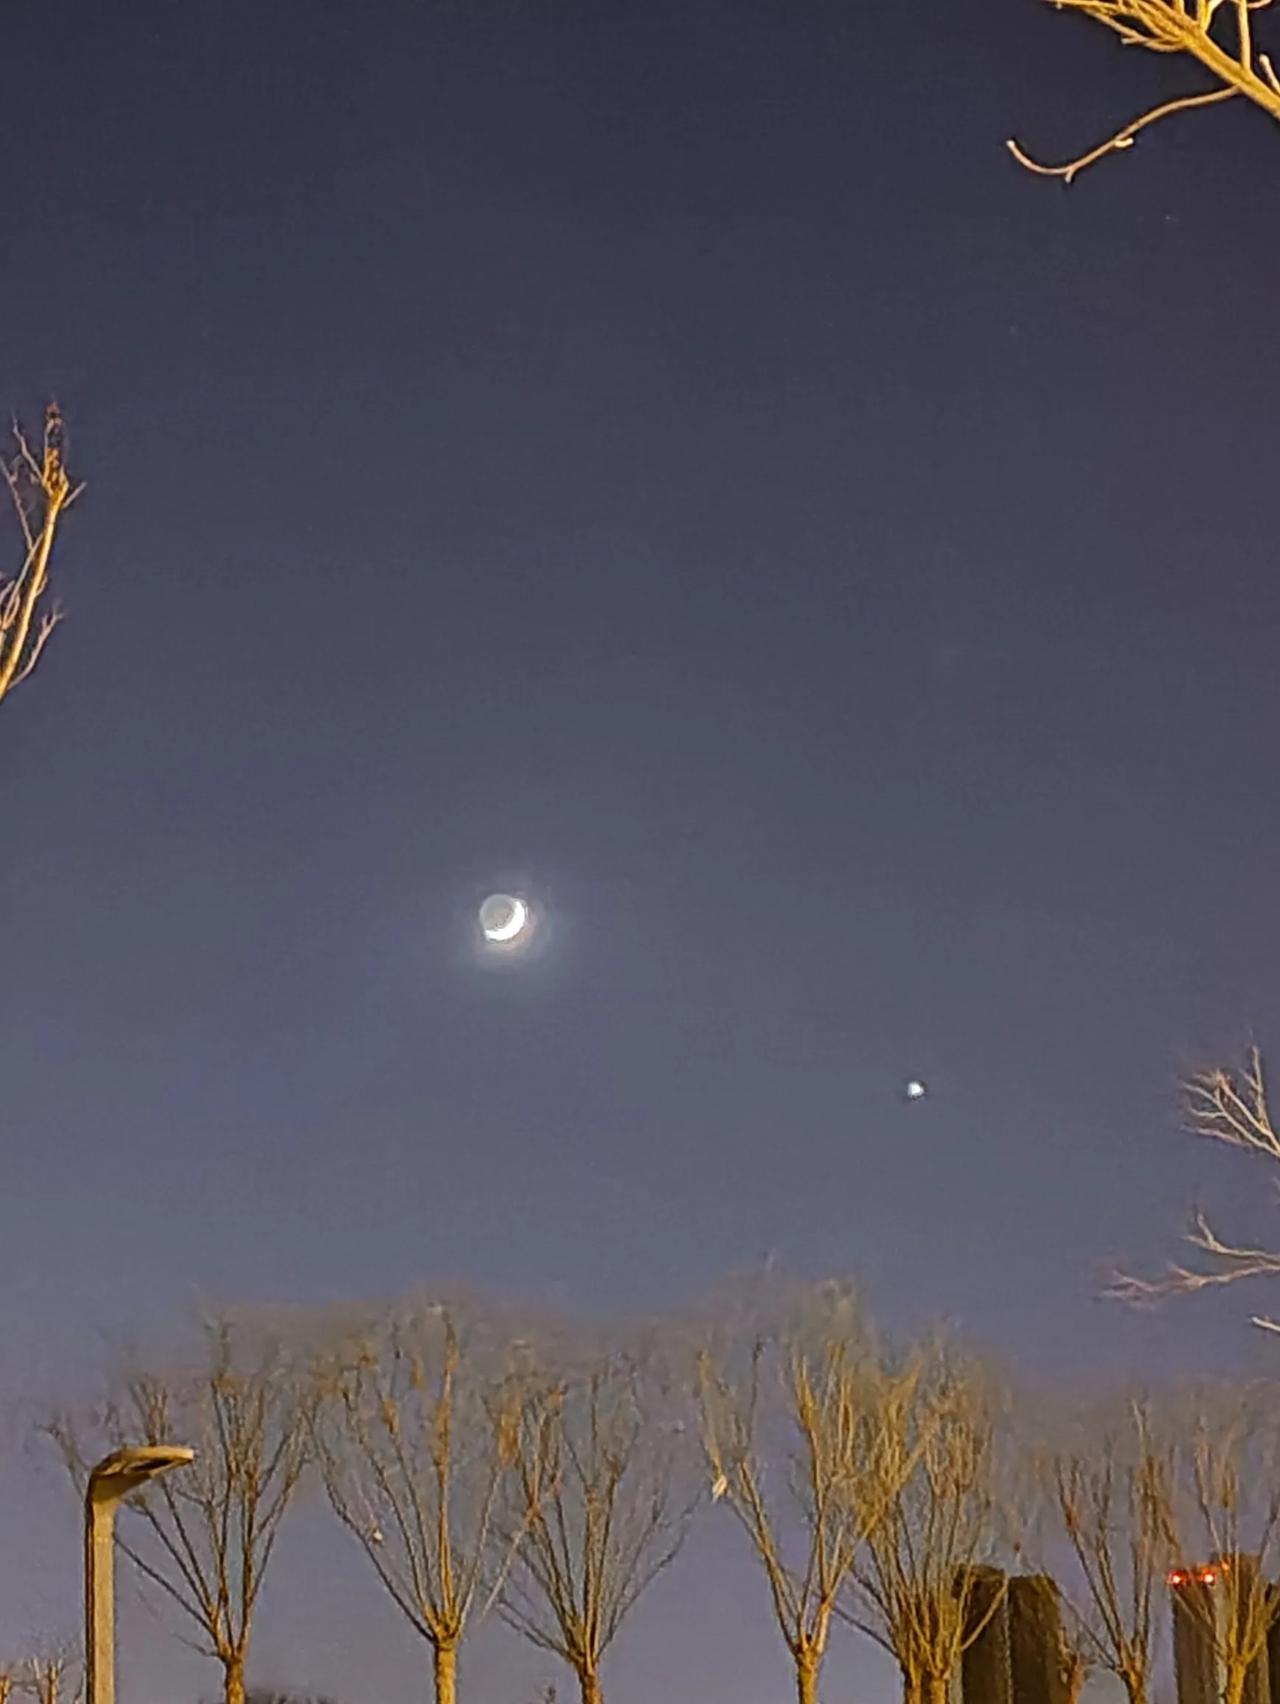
[960,1567,1012,1704]
[1008,1575,1070,1704]
[954,1570,1068,1704]
[1170,1557,1270,1704]
[1267,1613,1280,1704]
[1172,1570,1219,1704]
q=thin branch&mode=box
[1007,86,1236,182]
[1012,0,1280,182]
[0,404,80,707]
[1111,1049,1280,1335]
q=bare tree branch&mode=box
[1111,1048,1280,1328]
[1008,86,1236,182]
[1011,0,1280,182]
[0,405,80,708]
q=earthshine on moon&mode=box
[479,893,530,945]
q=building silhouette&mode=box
[1170,1556,1270,1704]
[946,1555,1280,1704]
[960,1568,1012,1704]
[1008,1575,1070,1704]
[952,1570,1069,1704]
[1266,1610,1280,1704]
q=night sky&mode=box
[4,2,1280,1700]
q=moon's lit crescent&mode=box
[483,896,528,943]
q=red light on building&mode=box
[1167,1564,1226,1588]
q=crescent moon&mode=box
[484,896,528,943]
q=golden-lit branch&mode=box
[1010,0,1280,182]
[1110,1211,1280,1323]
[312,1305,523,1704]
[1110,1050,1280,1331]
[0,405,81,707]
[1184,1048,1280,1158]
[1008,87,1236,183]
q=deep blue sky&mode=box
[4,1,1280,1699]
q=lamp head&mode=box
[88,1445,195,1502]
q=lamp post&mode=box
[85,1445,194,1704]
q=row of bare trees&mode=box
[32,1035,1280,1704]
[39,1274,1280,1704]
[49,1310,692,1704]
[0,1647,79,1704]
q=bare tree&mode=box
[1009,0,1280,183]
[242,1692,342,1704]
[698,1288,927,1704]
[312,1303,522,1704]
[0,405,81,707]
[496,1343,693,1704]
[51,1320,311,1704]
[1164,1391,1280,1704]
[1110,1047,1280,1332]
[1038,1401,1174,1704]
[842,1348,1016,1704]
[20,1645,79,1704]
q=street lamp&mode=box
[85,1445,195,1704]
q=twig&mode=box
[1013,0,1280,182]
[1007,86,1237,182]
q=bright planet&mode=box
[905,1080,927,1100]
[478,892,530,945]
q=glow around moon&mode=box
[479,893,531,946]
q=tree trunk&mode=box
[1118,1669,1152,1704]
[900,1670,949,1704]
[434,1642,458,1704]
[577,1668,603,1704]
[795,1651,820,1704]
[223,1654,246,1704]
[1224,1669,1248,1704]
